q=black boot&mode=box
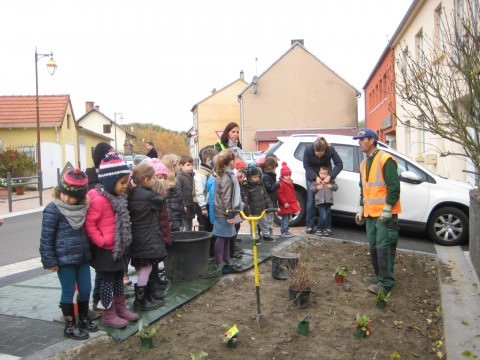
[59,303,89,340]
[148,269,166,300]
[157,266,170,290]
[77,301,99,332]
[134,285,163,311]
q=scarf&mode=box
[228,138,239,149]
[96,184,132,261]
[53,198,88,230]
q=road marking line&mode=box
[0,257,42,278]
[0,353,21,360]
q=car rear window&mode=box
[294,142,355,172]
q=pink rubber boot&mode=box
[114,295,140,322]
[101,305,129,329]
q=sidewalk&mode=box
[0,189,52,217]
[0,195,479,358]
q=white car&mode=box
[265,134,472,245]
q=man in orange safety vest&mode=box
[354,129,401,295]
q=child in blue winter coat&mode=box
[39,169,98,341]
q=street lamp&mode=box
[35,48,57,175]
[113,112,123,152]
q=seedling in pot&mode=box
[334,265,348,284]
[354,313,373,338]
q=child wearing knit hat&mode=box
[277,162,301,238]
[85,152,139,329]
[40,168,97,340]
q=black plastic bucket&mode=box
[165,231,212,282]
[271,252,299,280]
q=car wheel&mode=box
[427,207,469,246]
[274,187,306,227]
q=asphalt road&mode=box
[0,211,445,269]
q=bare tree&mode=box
[395,1,480,186]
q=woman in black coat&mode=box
[302,136,343,234]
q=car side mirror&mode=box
[399,170,422,184]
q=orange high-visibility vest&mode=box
[360,150,401,217]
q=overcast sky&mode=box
[0,0,412,132]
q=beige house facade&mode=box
[392,0,475,184]
[77,101,135,156]
[191,76,247,159]
[239,41,360,151]
[0,95,80,188]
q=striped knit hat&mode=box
[98,152,131,194]
[57,168,88,199]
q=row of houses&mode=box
[0,97,135,188]
[1,0,476,188]
[190,0,477,185]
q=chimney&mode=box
[85,101,94,112]
[94,105,100,111]
[291,39,304,46]
[240,70,244,80]
[211,88,217,94]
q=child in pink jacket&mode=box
[85,152,139,329]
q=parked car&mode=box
[243,151,263,166]
[119,154,134,169]
[264,134,472,245]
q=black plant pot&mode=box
[288,287,311,308]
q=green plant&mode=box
[335,265,348,278]
[354,313,373,338]
[136,325,157,338]
[0,150,36,179]
[374,288,391,308]
[288,262,315,290]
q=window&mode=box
[389,153,432,183]
[67,114,71,129]
[294,143,355,173]
[415,28,424,67]
[434,4,444,51]
[405,120,411,156]
[417,115,426,153]
[103,124,112,134]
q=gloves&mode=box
[380,205,392,223]
[355,206,364,225]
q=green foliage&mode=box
[0,150,36,179]
[374,288,391,304]
[136,325,157,338]
[335,265,348,278]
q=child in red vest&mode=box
[276,162,300,238]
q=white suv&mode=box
[265,134,472,245]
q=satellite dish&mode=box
[252,76,258,84]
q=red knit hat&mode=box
[280,162,292,177]
[235,158,246,170]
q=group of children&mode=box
[39,142,338,341]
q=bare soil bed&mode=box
[54,236,446,360]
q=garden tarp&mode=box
[0,250,270,342]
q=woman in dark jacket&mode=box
[302,136,343,234]
[128,163,167,311]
